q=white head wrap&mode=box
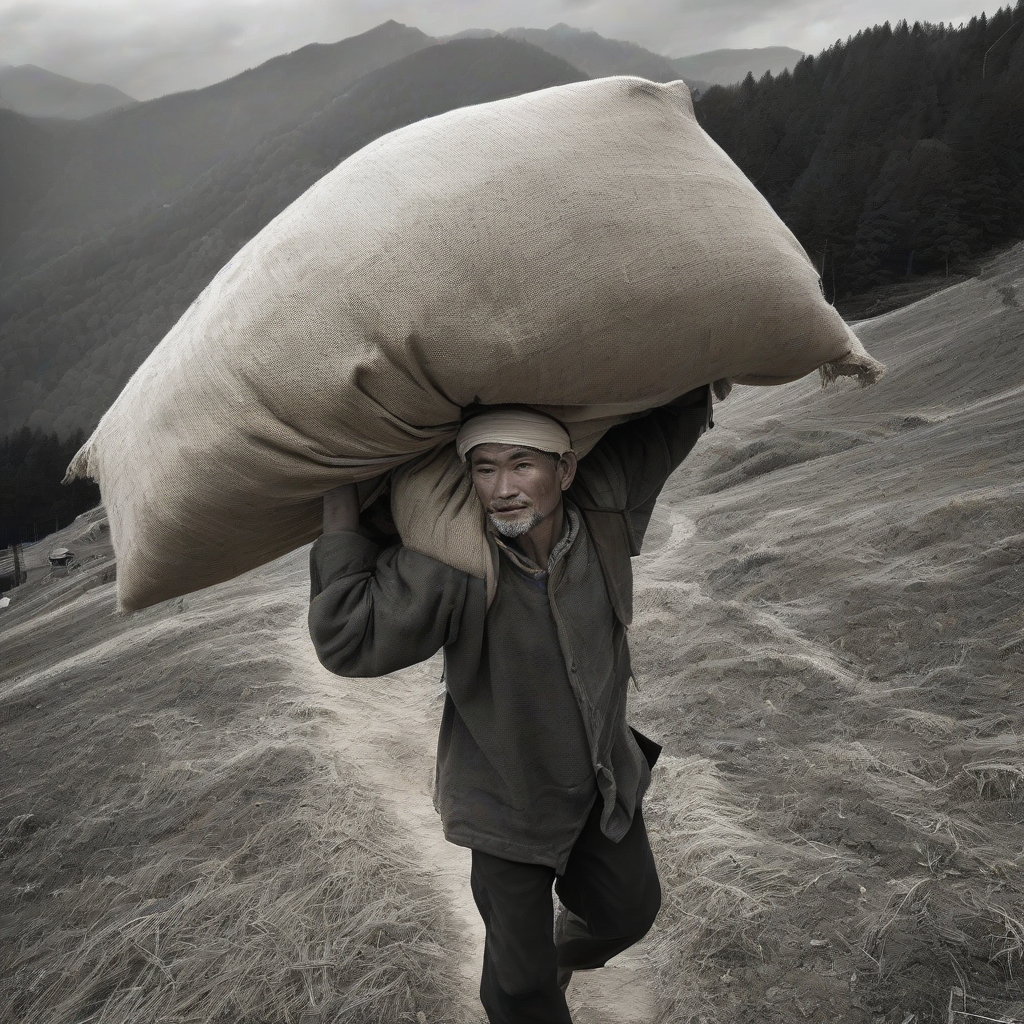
[456,408,573,462]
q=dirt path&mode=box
[283,609,659,1024]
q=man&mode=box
[309,384,714,1023]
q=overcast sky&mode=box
[0,0,1000,100]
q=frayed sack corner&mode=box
[62,438,96,485]
[819,353,887,388]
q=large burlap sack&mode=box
[68,75,883,612]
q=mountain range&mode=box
[0,64,136,119]
[446,23,704,88]
[0,26,803,121]
[441,26,802,91]
[0,13,1021,443]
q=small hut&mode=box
[48,548,77,576]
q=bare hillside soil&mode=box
[2,242,1022,1024]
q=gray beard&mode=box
[488,508,544,539]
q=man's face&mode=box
[468,443,577,539]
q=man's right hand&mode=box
[322,483,360,534]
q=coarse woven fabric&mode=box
[66,74,884,611]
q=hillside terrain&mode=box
[0,64,136,119]
[630,241,1024,1021]
[0,108,62,256]
[0,510,466,1023]
[2,242,1021,1024]
[438,23,710,90]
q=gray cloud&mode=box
[0,0,998,100]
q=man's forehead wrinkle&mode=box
[470,444,545,463]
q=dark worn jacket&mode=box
[308,386,713,871]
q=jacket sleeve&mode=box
[574,384,713,549]
[308,530,469,678]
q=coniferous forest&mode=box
[0,12,1022,543]
[0,429,100,547]
[695,6,1024,300]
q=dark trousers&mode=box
[469,801,661,1024]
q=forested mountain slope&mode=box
[0,37,586,436]
[0,64,136,119]
[0,20,433,281]
[696,7,1024,300]
[0,109,63,256]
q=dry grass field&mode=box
[1,242,1022,1024]
[630,242,1024,1022]
[0,520,465,1024]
